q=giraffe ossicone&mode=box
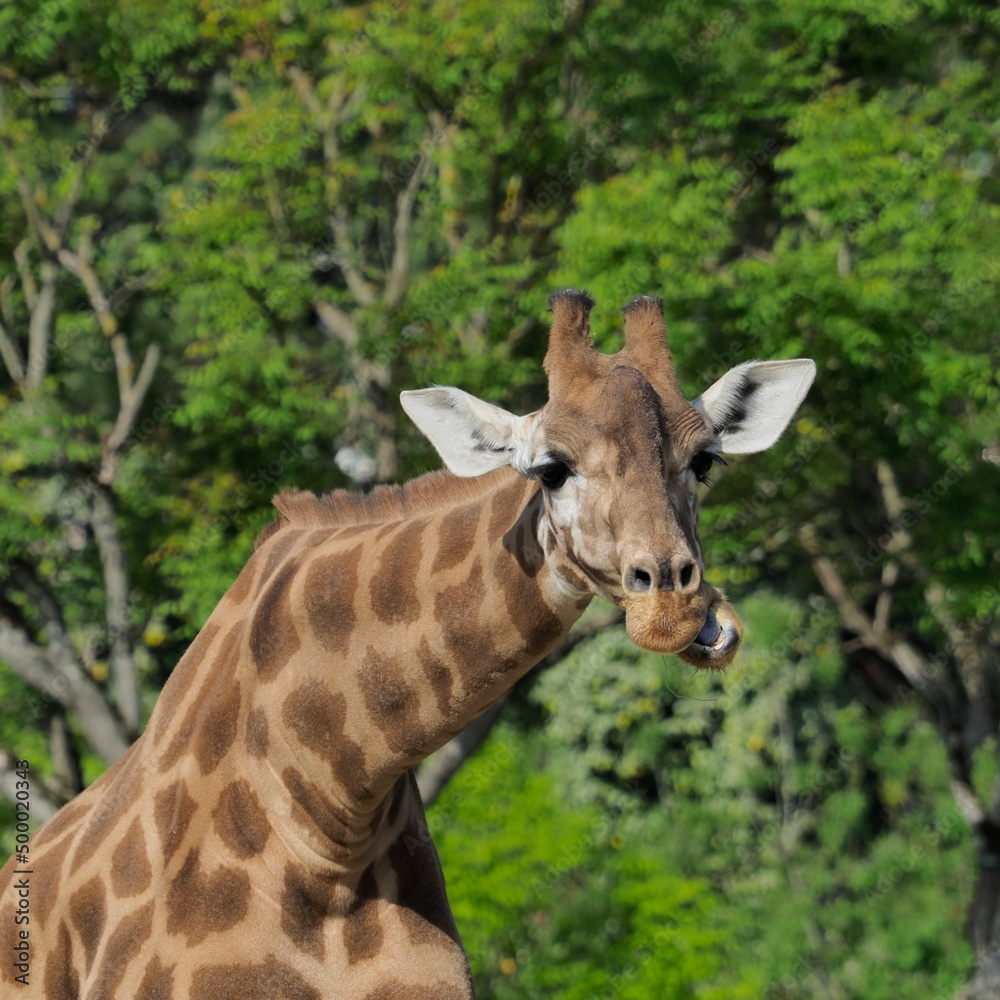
[1,290,814,999]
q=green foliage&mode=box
[432,730,752,1000]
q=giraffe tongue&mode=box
[693,611,724,648]
[677,599,744,670]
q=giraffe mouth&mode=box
[677,600,743,670]
[623,593,742,669]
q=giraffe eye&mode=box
[536,460,573,490]
[690,451,725,485]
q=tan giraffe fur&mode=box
[0,291,814,999]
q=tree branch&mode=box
[25,260,57,388]
[87,485,140,735]
[314,298,361,348]
[0,311,25,384]
[384,138,432,308]
[101,341,161,484]
[799,525,935,694]
[0,602,130,765]
[286,66,377,307]
[8,564,78,674]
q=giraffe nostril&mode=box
[679,563,694,590]
[627,567,653,591]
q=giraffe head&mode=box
[402,290,814,669]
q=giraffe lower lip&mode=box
[677,601,743,670]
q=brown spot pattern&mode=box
[245,705,270,757]
[435,560,517,703]
[280,863,334,960]
[31,830,73,930]
[136,956,174,1000]
[71,747,142,871]
[151,621,220,747]
[249,560,301,680]
[359,647,428,760]
[226,555,257,605]
[282,767,353,857]
[370,519,426,624]
[166,848,251,946]
[497,560,564,660]
[488,478,530,541]
[283,681,372,800]
[69,877,106,974]
[212,779,270,858]
[88,900,154,1000]
[154,780,198,867]
[157,621,244,775]
[343,864,383,965]
[31,795,89,854]
[195,677,242,776]
[304,543,362,653]
[432,502,480,573]
[111,817,152,898]
[416,638,455,719]
[191,958,320,1000]
[256,529,305,595]
[501,490,545,577]
[44,922,79,1000]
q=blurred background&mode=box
[1,1,998,996]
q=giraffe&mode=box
[0,290,814,999]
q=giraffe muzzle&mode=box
[622,588,743,669]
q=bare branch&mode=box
[329,209,377,307]
[954,777,989,828]
[286,66,377,308]
[8,564,78,671]
[55,236,161,483]
[0,616,62,695]
[799,526,935,693]
[57,244,119,338]
[0,312,25,384]
[314,298,361,348]
[384,139,432,308]
[53,112,107,240]
[13,242,37,313]
[25,261,56,388]
[0,605,131,764]
[101,342,161,484]
[87,485,140,735]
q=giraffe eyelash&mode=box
[689,451,727,485]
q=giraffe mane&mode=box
[256,467,516,547]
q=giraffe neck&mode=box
[143,468,589,872]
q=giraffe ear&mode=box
[401,387,528,477]
[693,359,816,455]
